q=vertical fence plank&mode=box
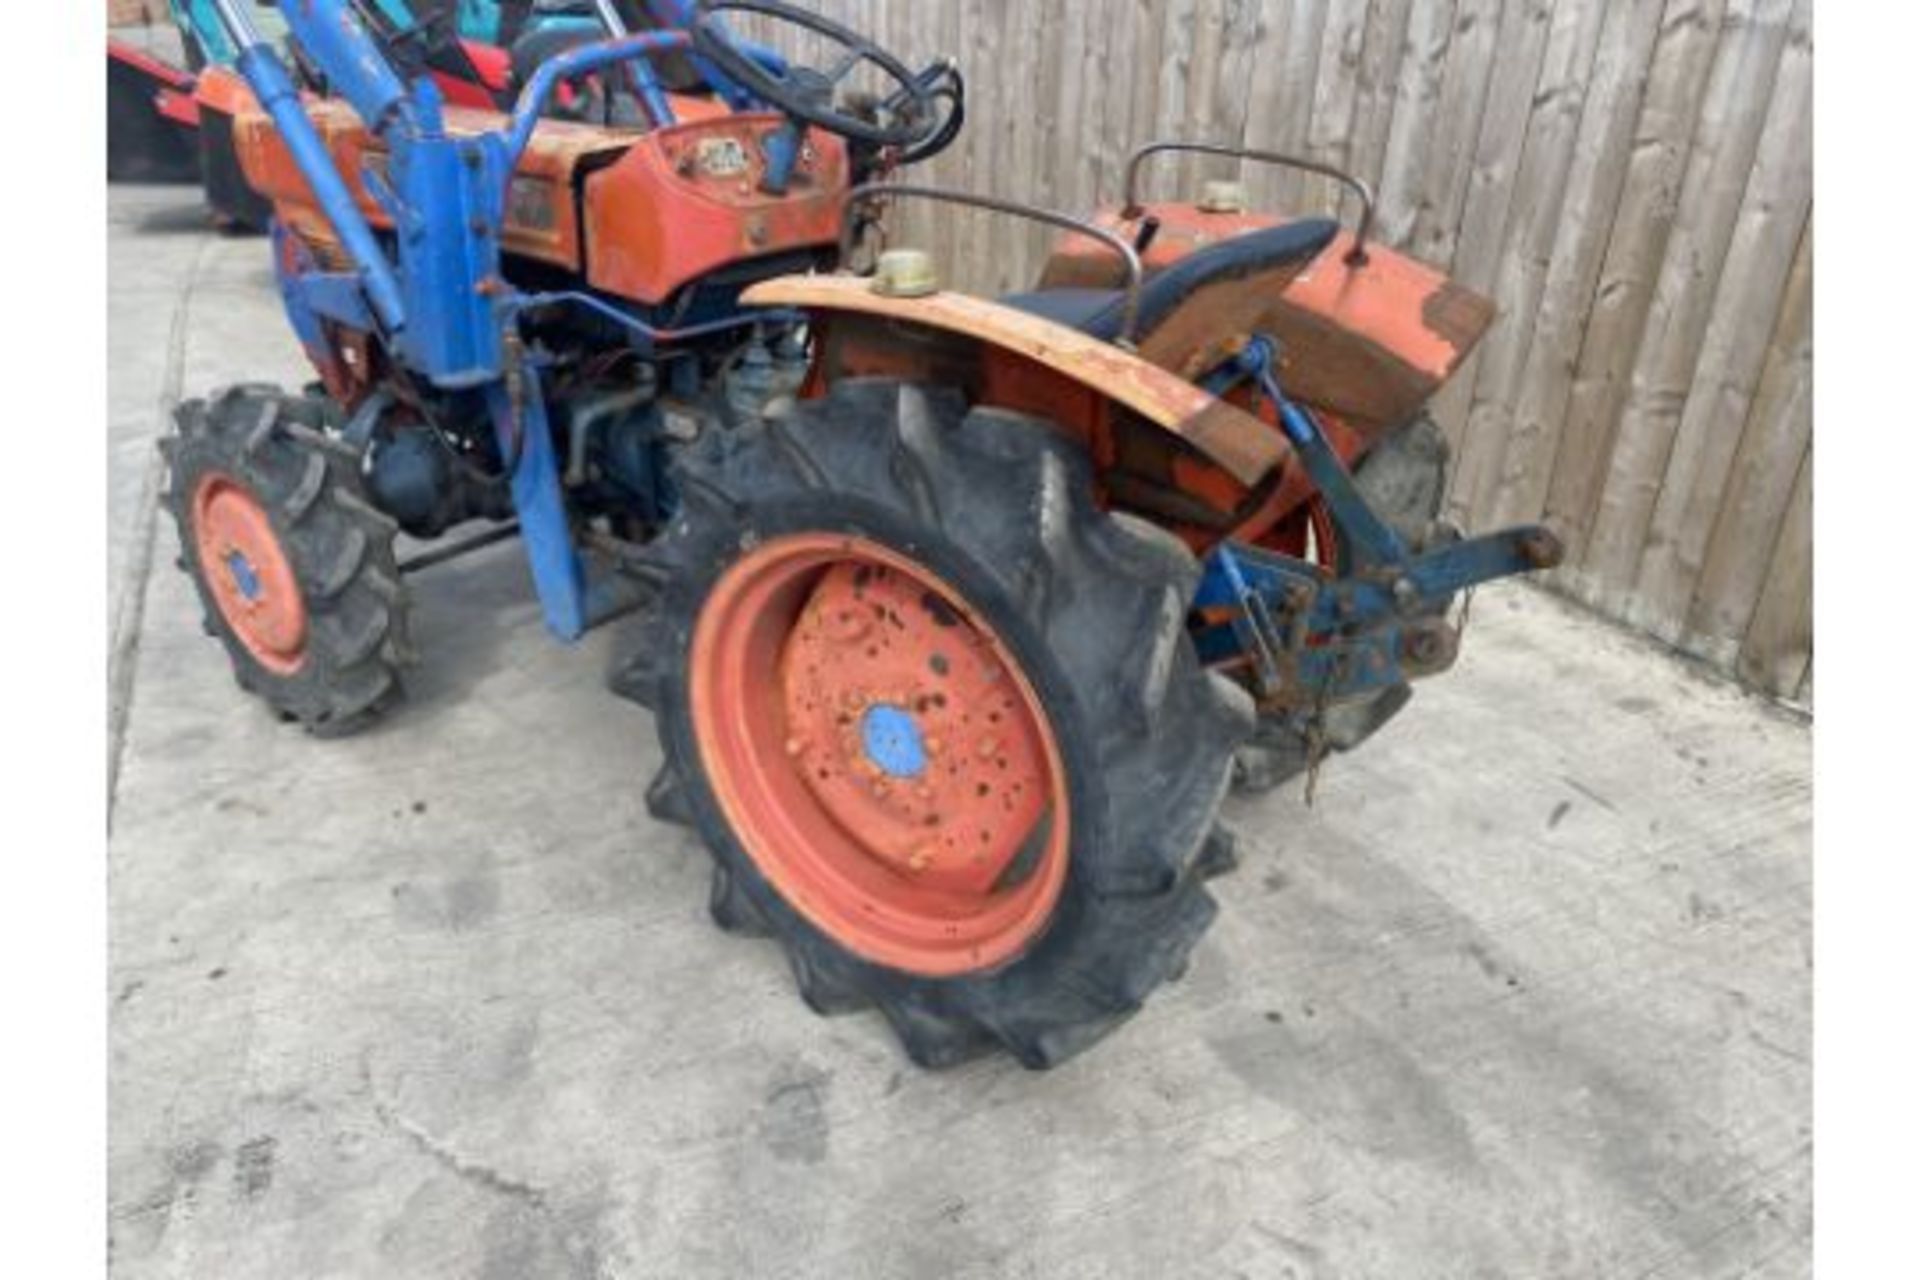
[1736,446,1812,700]
[1009,2,1066,287]
[953,0,1006,292]
[1545,0,1733,573]
[1374,0,1459,246]
[1300,0,1374,216]
[883,0,935,253]
[1404,0,1503,267]
[1241,0,1331,210]
[1483,0,1668,531]
[1685,218,1812,667]
[1051,0,1107,217]
[1093,0,1149,209]
[1445,0,1608,519]
[1574,0,1798,613]
[1151,0,1201,187]
[1339,0,1415,195]
[1153,0,1209,191]
[1423,0,1553,444]
[928,0,972,268]
[1212,0,1267,149]
[1126,0,1172,184]
[1627,0,1812,640]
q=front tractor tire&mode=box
[161,385,414,736]
[616,380,1255,1069]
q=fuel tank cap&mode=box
[871,249,942,299]
[1199,180,1250,214]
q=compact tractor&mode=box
[160,0,1559,1068]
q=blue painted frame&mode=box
[213,1,766,641]
[1193,336,1561,703]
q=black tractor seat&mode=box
[1002,218,1340,345]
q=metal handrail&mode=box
[1120,140,1377,264]
[506,31,694,159]
[840,183,1147,345]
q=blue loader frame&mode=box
[204,0,782,641]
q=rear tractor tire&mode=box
[161,385,415,736]
[615,379,1255,1069]
[1233,413,1453,794]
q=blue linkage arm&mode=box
[1193,336,1564,700]
[1248,344,1408,569]
[505,32,696,162]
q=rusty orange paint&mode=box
[583,117,848,304]
[236,98,644,271]
[1039,201,1495,434]
[237,99,838,290]
[193,65,257,117]
[743,275,1288,487]
[690,534,1071,977]
[1040,204,1280,285]
[193,473,307,677]
[1284,231,1486,381]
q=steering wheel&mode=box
[692,0,940,151]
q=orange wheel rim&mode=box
[192,472,308,676]
[690,534,1071,977]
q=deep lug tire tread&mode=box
[614,379,1252,1069]
[161,385,414,737]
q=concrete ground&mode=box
[107,184,1812,1279]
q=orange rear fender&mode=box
[741,275,1288,490]
[1040,202,1495,435]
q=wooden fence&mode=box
[745,0,1814,704]
[107,0,163,27]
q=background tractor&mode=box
[160,0,1555,1068]
[110,2,698,226]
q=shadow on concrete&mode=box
[400,544,533,715]
[127,198,219,237]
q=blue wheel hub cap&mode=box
[861,704,927,779]
[226,549,263,602]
